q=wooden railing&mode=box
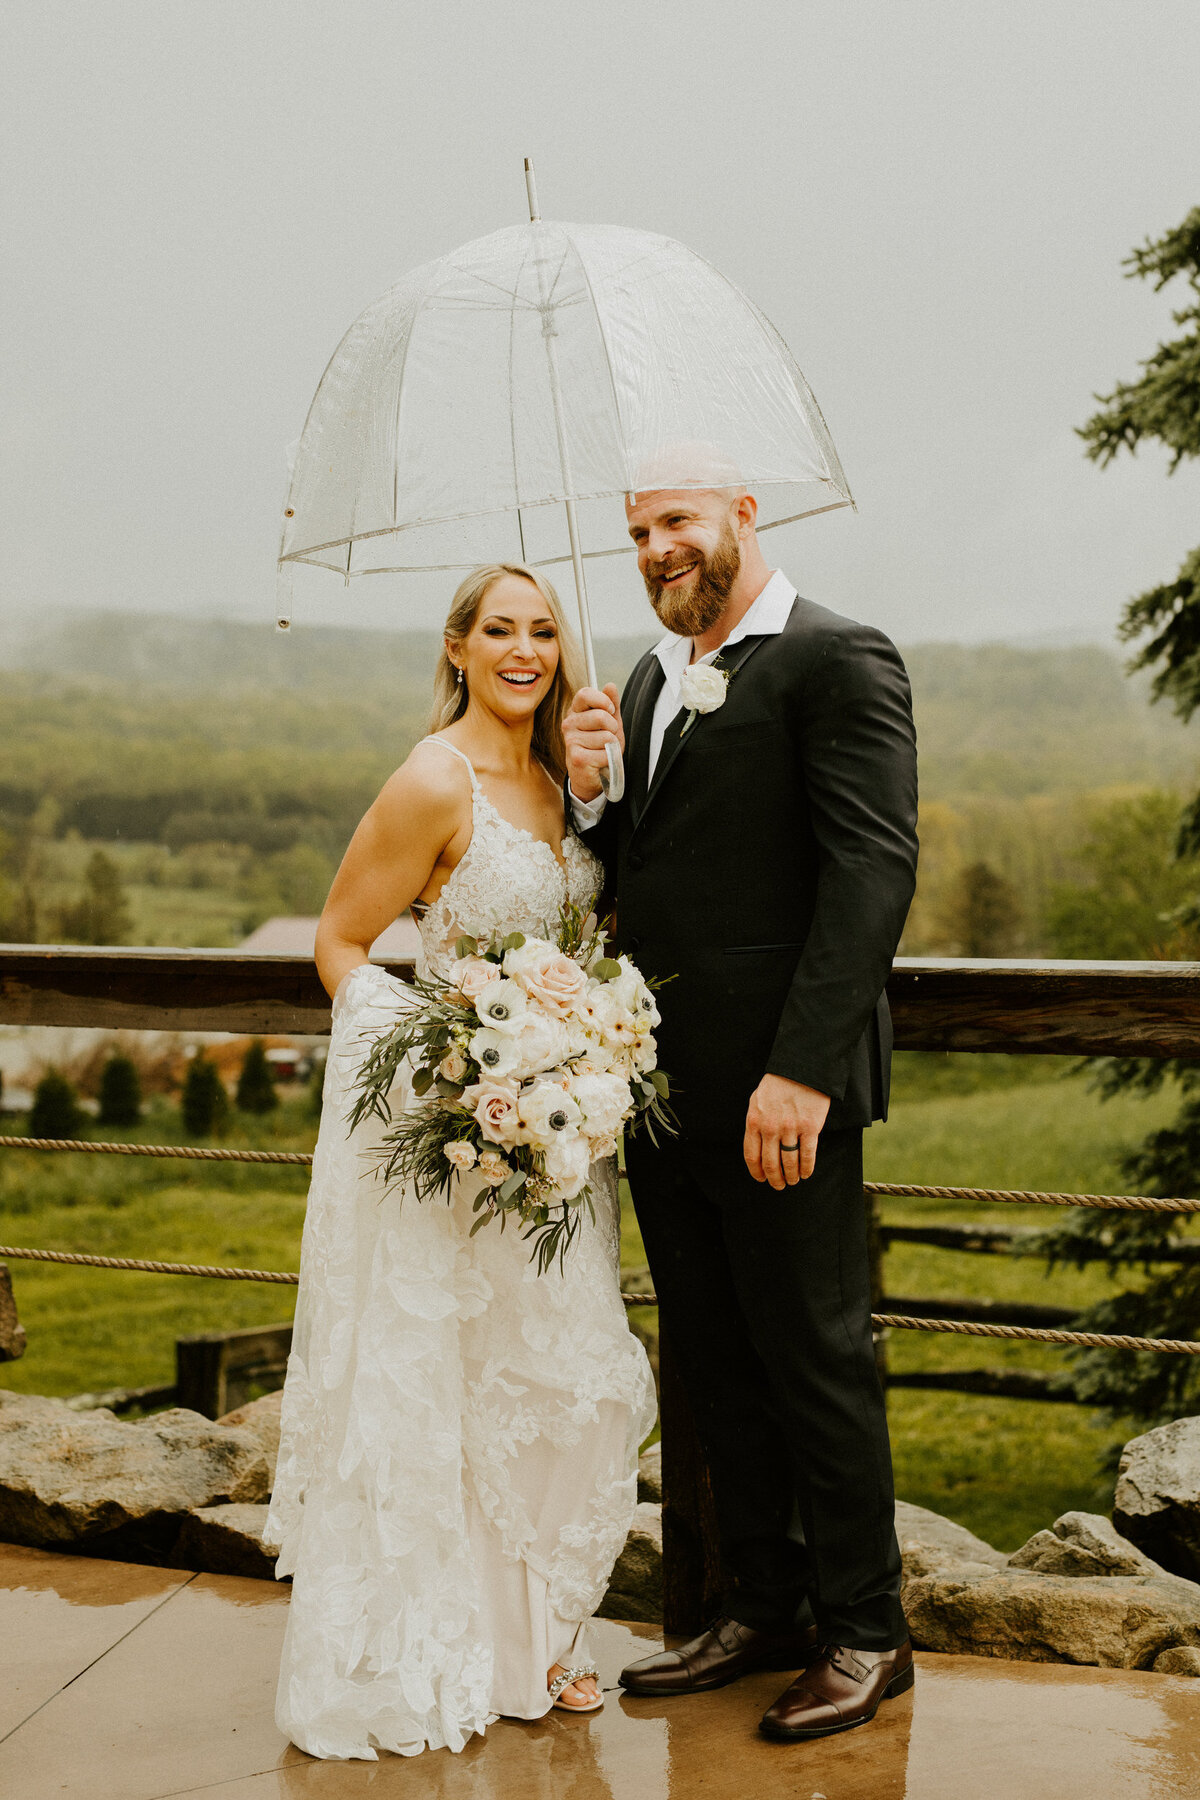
[3,946,1200,1629]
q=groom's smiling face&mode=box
[626,488,743,637]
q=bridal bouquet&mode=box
[347,904,674,1271]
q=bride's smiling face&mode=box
[451,574,560,723]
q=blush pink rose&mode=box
[452,957,499,1004]
[463,1075,521,1147]
[505,941,589,1018]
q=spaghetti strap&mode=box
[417,734,479,787]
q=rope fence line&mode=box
[0,1136,312,1165]
[865,1181,1200,1214]
[0,1244,1197,1355]
[3,1140,1200,1214]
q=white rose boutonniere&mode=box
[679,660,729,735]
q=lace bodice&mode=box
[414,737,603,973]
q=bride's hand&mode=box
[744,1075,831,1189]
[564,684,625,804]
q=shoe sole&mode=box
[757,1660,915,1741]
[620,1649,818,1698]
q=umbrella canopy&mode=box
[278,220,852,594]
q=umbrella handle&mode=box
[603,739,625,803]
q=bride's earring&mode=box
[456,667,464,687]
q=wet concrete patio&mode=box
[2,1540,1199,1800]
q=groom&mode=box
[562,479,919,1742]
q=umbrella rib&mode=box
[567,235,636,498]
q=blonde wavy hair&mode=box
[430,563,585,786]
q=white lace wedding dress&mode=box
[265,738,656,1761]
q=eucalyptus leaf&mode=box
[592,957,622,981]
[411,1066,435,1096]
[501,931,526,951]
[455,935,478,958]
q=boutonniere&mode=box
[679,657,731,736]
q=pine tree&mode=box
[1036,207,1200,1427]
[181,1055,228,1138]
[29,1070,81,1139]
[943,861,1023,957]
[58,849,133,946]
[236,1039,277,1114]
[97,1054,142,1128]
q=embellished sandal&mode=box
[548,1662,604,1714]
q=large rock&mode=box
[1114,1417,1200,1582]
[1008,1512,1161,1579]
[895,1499,1008,1578]
[903,1561,1200,1671]
[216,1390,283,1491]
[637,1441,662,1505]
[0,1391,269,1558]
[599,1502,662,1624]
[175,1503,279,1579]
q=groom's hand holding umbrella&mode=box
[564,685,625,804]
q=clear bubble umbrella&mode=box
[277,162,853,798]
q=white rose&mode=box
[443,1140,478,1171]
[440,1048,468,1082]
[542,1133,591,1199]
[679,662,728,714]
[469,1026,522,1078]
[478,1148,510,1186]
[571,1069,632,1140]
[510,1011,573,1076]
[474,978,527,1034]
[517,1081,582,1145]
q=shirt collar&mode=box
[653,569,797,697]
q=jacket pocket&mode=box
[723,942,805,956]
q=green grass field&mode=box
[1,1059,1189,1551]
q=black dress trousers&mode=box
[625,1124,907,1650]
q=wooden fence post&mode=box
[659,1324,725,1635]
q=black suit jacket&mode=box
[579,596,919,1141]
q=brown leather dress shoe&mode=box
[759,1641,914,1740]
[620,1618,820,1697]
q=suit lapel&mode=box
[626,656,666,827]
[638,631,775,827]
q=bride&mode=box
[264,562,656,1762]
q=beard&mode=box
[645,521,742,637]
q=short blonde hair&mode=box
[431,563,585,786]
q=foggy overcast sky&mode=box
[3,0,1199,644]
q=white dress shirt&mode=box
[571,569,798,828]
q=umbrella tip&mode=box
[523,157,540,224]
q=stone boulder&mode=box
[1008,1511,1160,1579]
[216,1390,283,1491]
[895,1499,1008,1579]
[899,1504,1200,1673]
[599,1501,663,1624]
[903,1560,1200,1672]
[1114,1417,1200,1583]
[0,1391,269,1560]
[637,1441,662,1505]
[175,1503,279,1580]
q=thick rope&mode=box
[865,1182,1200,1214]
[0,1244,1196,1354]
[0,1245,299,1284]
[871,1313,1200,1355]
[3,1140,1199,1214]
[0,1136,311,1165]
